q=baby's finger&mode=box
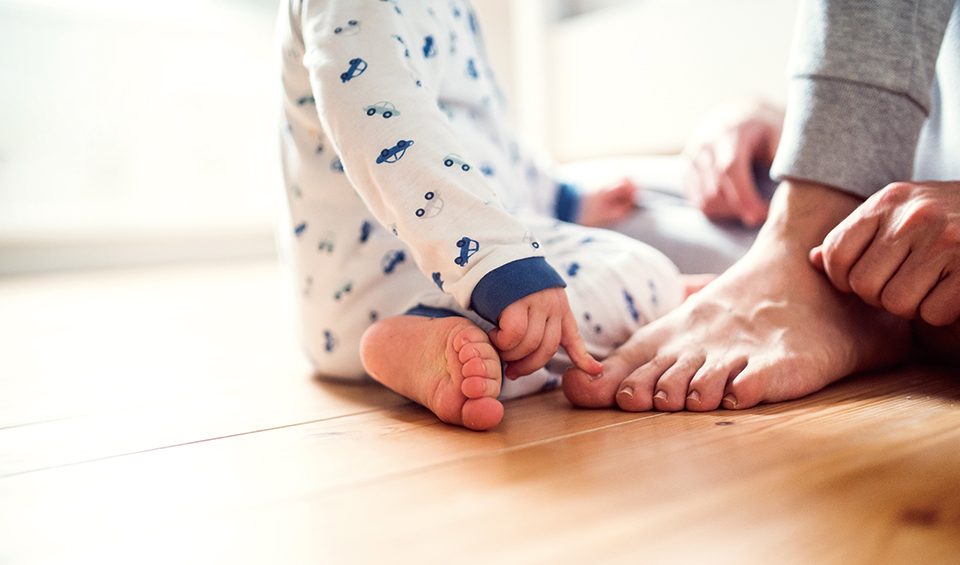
[491,303,529,351]
[499,309,547,363]
[809,246,826,271]
[559,309,602,375]
[504,314,562,378]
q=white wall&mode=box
[502,0,800,161]
[0,0,800,274]
[0,0,281,274]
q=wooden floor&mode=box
[2,260,959,564]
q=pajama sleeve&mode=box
[296,0,564,324]
[771,0,955,198]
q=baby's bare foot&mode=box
[360,315,504,430]
[563,181,912,412]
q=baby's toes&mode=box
[462,374,500,399]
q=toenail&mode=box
[687,389,701,403]
[654,390,667,402]
[618,386,633,397]
[722,394,739,409]
[587,372,604,382]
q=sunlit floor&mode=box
[1,260,959,564]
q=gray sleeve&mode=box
[771,0,956,198]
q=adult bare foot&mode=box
[563,180,912,412]
[360,315,504,430]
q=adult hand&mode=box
[682,98,783,226]
[489,287,603,379]
[810,181,960,326]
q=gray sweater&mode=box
[772,0,959,198]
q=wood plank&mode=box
[0,260,406,475]
[2,366,958,564]
[0,261,311,428]
[0,378,409,476]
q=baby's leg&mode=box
[360,311,504,431]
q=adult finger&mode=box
[846,230,910,309]
[878,248,943,319]
[723,158,768,226]
[919,272,960,326]
[686,147,734,219]
[820,213,881,294]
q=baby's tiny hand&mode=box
[488,287,602,379]
[577,178,639,228]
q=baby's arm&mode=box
[810,180,960,326]
[489,287,602,379]
[299,1,557,312]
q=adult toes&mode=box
[686,357,747,411]
[650,354,705,411]
[721,359,779,410]
[615,354,678,412]
[562,352,636,408]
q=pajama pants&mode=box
[280,198,684,399]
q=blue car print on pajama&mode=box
[381,250,406,273]
[423,36,437,58]
[443,153,470,171]
[454,237,479,266]
[341,58,367,82]
[377,140,414,163]
[624,289,640,323]
[416,191,443,218]
[334,20,360,35]
[365,101,400,118]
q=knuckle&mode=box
[848,271,881,302]
[878,182,913,205]
[919,301,952,327]
[900,202,940,229]
[938,222,960,248]
[879,288,916,319]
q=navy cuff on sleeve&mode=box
[404,304,461,318]
[469,256,566,325]
[554,183,581,223]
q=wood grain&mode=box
[1,261,958,564]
